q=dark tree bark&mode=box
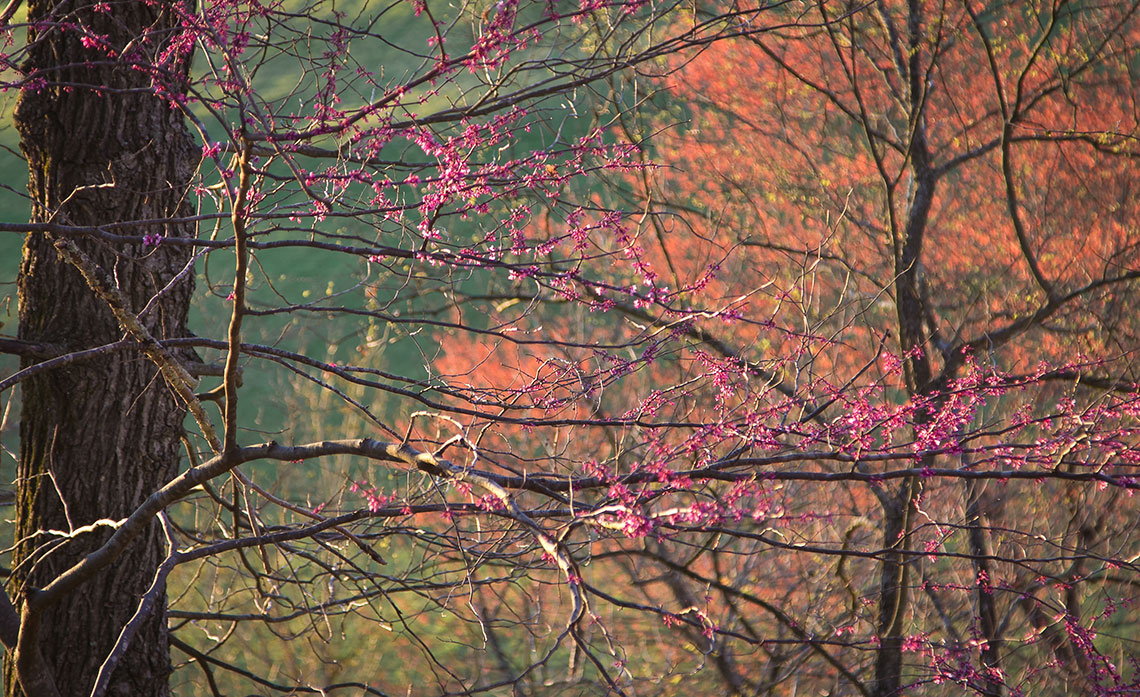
[871,483,915,697]
[6,1,197,695]
[966,483,1005,697]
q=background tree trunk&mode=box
[5,1,197,695]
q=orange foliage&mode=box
[637,0,1140,384]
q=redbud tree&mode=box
[613,1,1140,695]
[0,0,1137,696]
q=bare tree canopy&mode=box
[0,1,1138,695]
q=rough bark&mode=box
[6,1,197,695]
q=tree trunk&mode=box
[872,484,915,697]
[6,1,197,695]
[966,484,1005,697]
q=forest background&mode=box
[0,1,1139,696]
